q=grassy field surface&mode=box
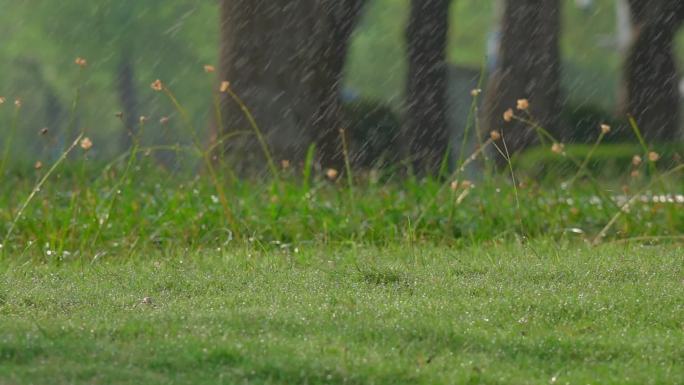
[1,242,682,384]
[1,2,683,384]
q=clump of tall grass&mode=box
[0,58,683,261]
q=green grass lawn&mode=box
[1,44,683,383]
[2,3,684,384]
[1,242,682,384]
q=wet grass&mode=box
[1,59,683,384]
[1,157,683,258]
[1,242,682,384]
[1,59,683,256]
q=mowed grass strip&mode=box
[0,242,682,385]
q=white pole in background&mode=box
[615,0,632,54]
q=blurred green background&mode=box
[1,0,683,161]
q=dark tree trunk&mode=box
[116,53,138,149]
[219,0,318,171]
[404,0,451,175]
[312,0,367,171]
[623,0,683,141]
[218,0,365,172]
[482,0,562,158]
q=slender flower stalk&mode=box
[2,134,84,254]
[154,79,239,236]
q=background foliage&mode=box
[2,0,683,163]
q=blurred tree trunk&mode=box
[404,0,451,175]
[482,0,562,159]
[218,0,315,171]
[218,0,365,172]
[312,0,367,171]
[116,53,138,150]
[623,0,683,141]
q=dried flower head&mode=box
[150,79,164,92]
[516,99,530,111]
[0,96,5,105]
[40,127,49,136]
[551,142,564,154]
[159,116,170,125]
[490,130,501,141]
[326,168,339,180]
[220,81,231,93]
[74,57,87,68]
[281,160,291,170]
[115,111,124,119]
[34,161,43,170]
[503,108,514,122]
[204,64,216,73]
[600,124,611,134]
[141,297,153,305]
[14,99,22,108]
[470,88,482,97]
[80,137,93,151]
[139,115,148,124]
[632,155,642,167]
[648,151,660,162]
[630,170,640,178]
[450,181,459,191]
[461,180,473,189]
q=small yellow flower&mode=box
[648,151,660,162]
[80,137,93,151]
[490,130,501,141]
[470,88,482,97]
[74,57,87,68]
[220,81,231,93]
[600,124,611,134]
[34,161,43,170]
[326,168,339,180]
[622,185,630,195]
[632,155,642,167]
[551,142,564,154]
[204,64,216,73]
[151,79,164,92]
[516,99,530,111]
[503,108,514,122]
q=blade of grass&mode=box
[302,143,316,192]
[592,164,684,245]
[2,133,84,255]
[340,129,355,211]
